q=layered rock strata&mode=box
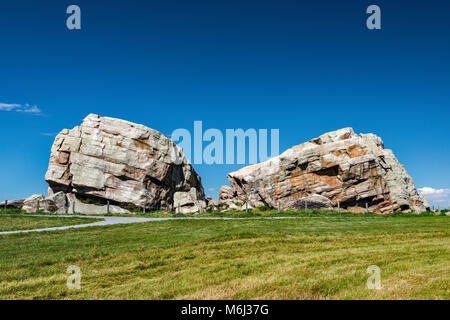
[219,128,429,214]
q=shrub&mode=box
[256,205,271,212]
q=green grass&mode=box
[0,215,448,300]
[4,205,447,219]
[0,215,103,232]
[13,206,446,219]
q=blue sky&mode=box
[0,0,449,207]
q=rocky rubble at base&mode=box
[219,128,430,214]
[0,192,130,214]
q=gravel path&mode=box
[0,215,315,235]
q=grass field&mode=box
[7,206,447,219]
[0,214,448,300]
[0,215,102,232]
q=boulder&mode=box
[226,203,241,211]
[66,196,130,214]
[21,194,59,213]
[219,128,429,214]
[3,192,67,213]
[206,198,219,207]
[46,191,67,210]
[21,194,44,213]
[3,195,64,213]
[224,202,253,212]
[285,194,333,210]
[173,187,206,213]
[45,114,206,213]
[0,199,25,209]
[216,186,253,211]
[218,185,240,208]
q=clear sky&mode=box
[0,0,449,208]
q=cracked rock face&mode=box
[219,128,429,214]
[45,114,205,211]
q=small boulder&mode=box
[0,199,25,209]
[173,188,207,214]
[285,194,333,210]
[22,194,46,213]
[46,191,68,211]
[67,196,130,214]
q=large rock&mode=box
[219,128,429,214]
[45,114,205,212]
[173,187,207,214]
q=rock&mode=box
[21,194,58,213]
[3,195,62,213]
[216,186,252,211]
[219,202,253,212]
[46,191,67,210]
[218,185,242,208]
[224,202,241,211]
[65,196,130,214]
[173,188,206,213]
[0,199,25,209]
[45,114,205,212]
[219,186,235,202]
[204,197,219,212]
[22,194,44,212]
[206,198,219,206]
[219,128,429,214]
[285,194,333,210]
[239,202,254,211]
[41,200,59,212]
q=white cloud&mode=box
[0,103,22,111]
[0,102,41,114]
[419,187,450,196]
[419,187,450,208]
[18,105,41,113]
